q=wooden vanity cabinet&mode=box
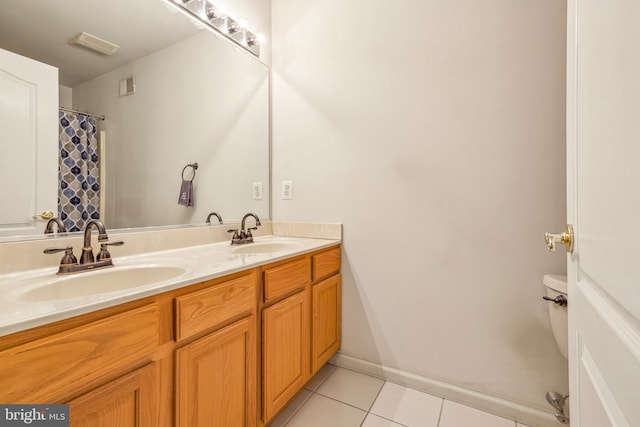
[0,244,341,427]
[261,257,312,421]
[0,303,164,425]
[175,272,258,427]
[311,247,342,374]
[260,245,342,425]
[311,274,341,373]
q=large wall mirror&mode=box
[0,0,270,241]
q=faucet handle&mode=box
[44,246,78,265]
[245,227,258,241]
[96,241,124,261]
[228,228,242,244]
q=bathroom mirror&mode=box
[0,0,269,240]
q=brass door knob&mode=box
[545,224,574,253]
[33,210,54,221]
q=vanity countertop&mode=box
[0,235,341,337]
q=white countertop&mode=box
[0,235,340,337]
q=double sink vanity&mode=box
[0,222,342,426]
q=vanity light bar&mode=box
[168,0,261,58]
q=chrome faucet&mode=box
[44,218,67,234]
[228,213,261,245]
[44,219,124,274]
[206,212,223,225]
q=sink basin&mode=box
[231,240,304,255]
[14,266,186,302]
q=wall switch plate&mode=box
[281,180,293,200]
[252,182,263,200]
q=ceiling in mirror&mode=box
[0,0,270,242]
[0,0,199,87]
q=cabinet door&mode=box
[67,362,158,427]
[262,289,310,422]
[176,316,256,427]
[312,274,341,373]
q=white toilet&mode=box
[543,274,568,359]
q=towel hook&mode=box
[182,163,198,182]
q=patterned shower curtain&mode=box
[58,111,100,232]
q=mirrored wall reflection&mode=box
[0,0,270,241]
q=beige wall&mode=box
[271,0,567,422]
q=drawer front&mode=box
[264,258,311,303]
[176,273,256,341]
[312,247,341,281]
[0,303,160,403]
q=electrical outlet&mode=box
[252,182,263,200]
[281,180,293,200]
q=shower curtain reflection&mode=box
[58,111,100,232]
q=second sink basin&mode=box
[13,266,187,302]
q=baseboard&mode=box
[329,353,563,427]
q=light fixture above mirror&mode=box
[168,0,262,58]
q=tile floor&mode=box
[269,365,532,427]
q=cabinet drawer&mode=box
[176,273,256,341]
[264,258,311,303]
[0,303,160,403]
[312,247,341,281]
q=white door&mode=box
[0,48,58,237]
[567,0,640,425]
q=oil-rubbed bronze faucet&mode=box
[44,218,67,234]
[228,213,261,245]
[81,219,109,264]
[44,220,124,274]
[205,212,223,225]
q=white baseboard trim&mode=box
[329,353,564,427]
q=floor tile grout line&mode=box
[280,391,312,427]
[435,397,445,427]
[366,379,386,412]
[364,412,410,427]
[285,383,515,427]
[306,366,335,393]
[284,367,525,427]
[282,366,337,426]
[313,364,387,419]
[358,379,387,427]
[314,389,376,413]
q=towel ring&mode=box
[182,163,198,182]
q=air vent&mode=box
[119,76,136,97]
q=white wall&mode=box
[72,31,269,229]
[272,0,568,420]
[59,85,72,108]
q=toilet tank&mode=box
[543,274,568,359]
[543,274,567,294]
